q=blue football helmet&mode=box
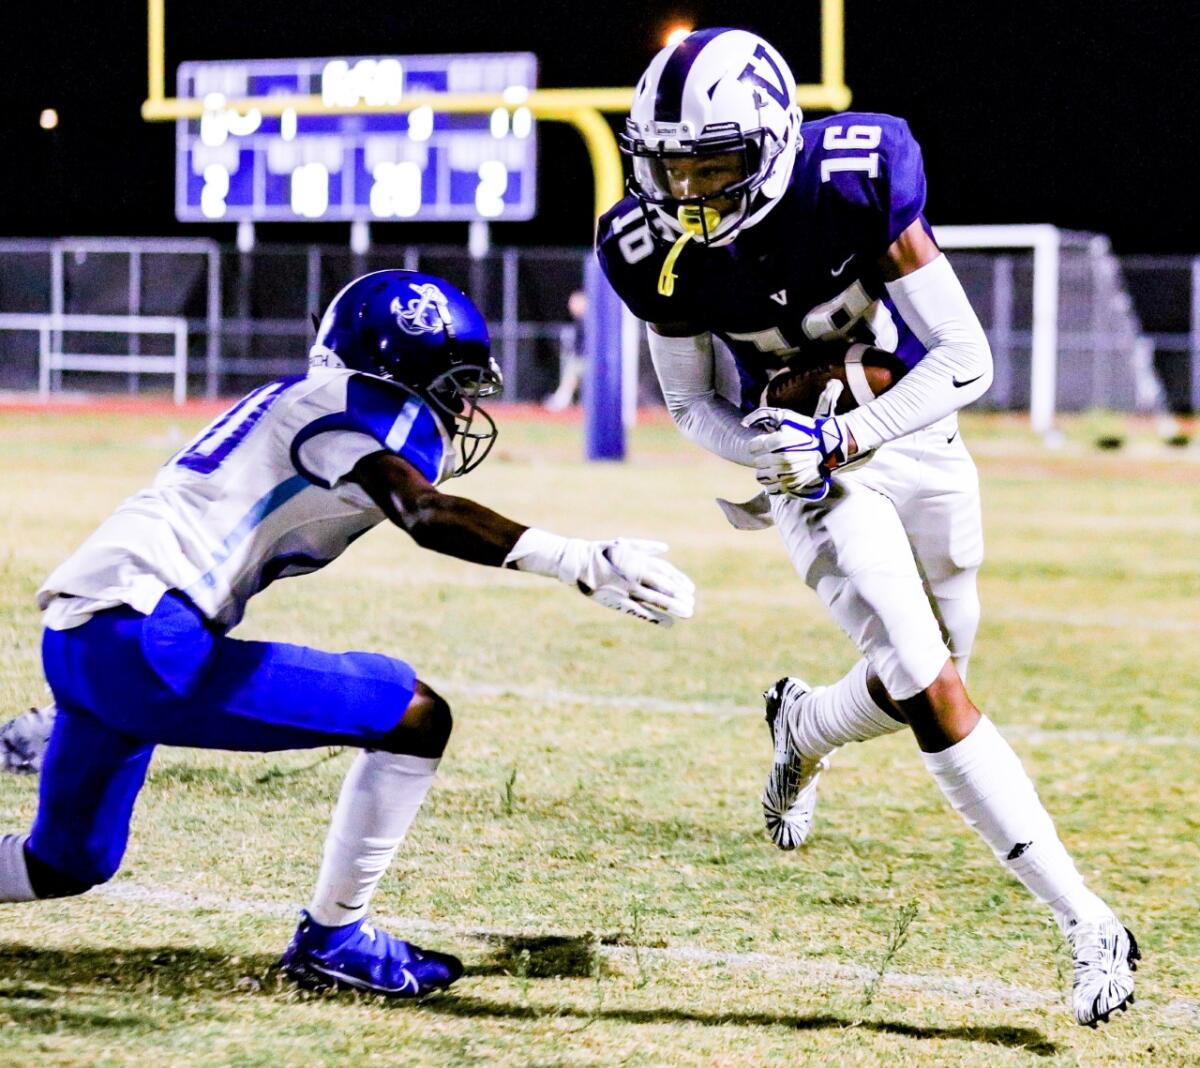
[309,270,503,476]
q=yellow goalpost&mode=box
[140,0,851,220]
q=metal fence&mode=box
[0,238,584,405]
[0,237,1196,414]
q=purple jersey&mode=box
[598,113,931,411]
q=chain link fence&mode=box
[0,237,1195,415]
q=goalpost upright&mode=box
[934,225,1062,437]
[139,0,852,460]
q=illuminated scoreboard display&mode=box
[175,53,538,223]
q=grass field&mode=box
[0,403,1198,1066]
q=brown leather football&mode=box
[764,342,907,413]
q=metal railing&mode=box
[0,237,1196,415]
[0,312,190,404]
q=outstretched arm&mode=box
[351,450,523,566]
[349,451,694,625]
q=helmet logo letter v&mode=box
[737,44,790,110]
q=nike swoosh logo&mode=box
[953,373,985,388]
[946,430,959,444]
[831,254,854,277]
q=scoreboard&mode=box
[175,53,538,223]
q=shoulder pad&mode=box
[800,112,927,250]
[290,373,446,488]
[597,198,697,323]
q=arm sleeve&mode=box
[841,253,993,451]
[289,374,450,489]
[647,329,759,466]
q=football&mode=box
[764,341,907,414]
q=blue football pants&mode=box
[30,591,417,887]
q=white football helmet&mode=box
[621,28,803,246]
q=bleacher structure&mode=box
[935,225,1186,436]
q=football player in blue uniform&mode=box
[0,270,695,998]
[598,28,1136,1026]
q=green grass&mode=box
[1,406,1198,1066]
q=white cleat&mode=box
[1067,916,1139,1027]
[761,678,829,850]
[0,704,57,775]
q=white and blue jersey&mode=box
[598,112,931,412]
[38,367,452,633]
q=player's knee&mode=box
[376,680,452,758]
[899,660,977,731]
[930,570,981,664]
[409,682,453,754]
[23,844,112,899]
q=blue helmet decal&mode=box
[390,282,453,337]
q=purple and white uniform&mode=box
[600,112,990,701]
[600,113,932,413]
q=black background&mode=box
[2,1,1196,252]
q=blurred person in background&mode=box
[543,288,589,411]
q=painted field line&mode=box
[431,679,1200,751]
[96,881,1199,1027]
[984,607,1196,634]
[706,589,1196,634]
[355,572,1200,634]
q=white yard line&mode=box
[983,607,1197,634]
[97,881,1198,1026]
[429,679,1200,750]
[362,572,1200,634]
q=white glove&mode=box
[504,529,695,626]
[743,381,859,501]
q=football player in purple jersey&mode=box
[598,28,1136,1026]
[0,270,694,998]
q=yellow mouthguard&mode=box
[676,204,721,236]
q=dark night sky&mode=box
[2,1,1196,253]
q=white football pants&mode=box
[770,418,983,701]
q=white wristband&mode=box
[843,343,877,407]
[503,527,573,581]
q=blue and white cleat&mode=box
[761,678,829,850]
[280,910,463,998]
[1,704,57,775]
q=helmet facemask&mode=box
[622,28,803,247]
[423,360,503,477]
[623,122,783,245]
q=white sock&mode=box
[307,750,439,928]
[786,660,905,760]
[0,834,36,902]
[921,716,1112,932]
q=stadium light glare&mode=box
[39,108,59,130]
[663,25,692,47]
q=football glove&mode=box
[504,530,695,626]
[743,381,863,501]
